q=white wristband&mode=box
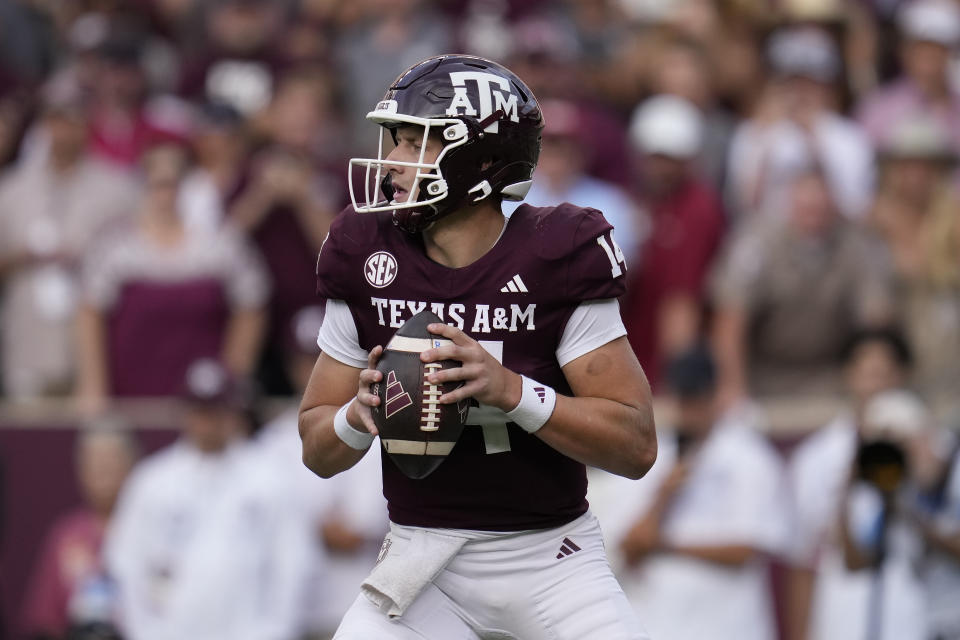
[505,376,557,434]
[334,402,375,450]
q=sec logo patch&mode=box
[364,251,398,288]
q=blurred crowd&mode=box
[1,0,960,638]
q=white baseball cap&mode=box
[899,0,960,47]
[767,26,841,83]
[862,389,930,442]
[629,94,703,159]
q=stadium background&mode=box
[0,0,959,638]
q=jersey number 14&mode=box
[597,231,627,278]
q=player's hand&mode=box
[421,323,522,412]
[346,346,383,436]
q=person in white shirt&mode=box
[820,390,942,640]
[726,25,874,222]
[787,328,921,640]
[104,359,314,640]
[589,345,789,640]
[255,307,389,638]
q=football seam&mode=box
[421,363,441,432]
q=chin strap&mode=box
[380,173,395,201]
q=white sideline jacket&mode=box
[104,438,316,640]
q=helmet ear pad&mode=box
[434,121,539,208]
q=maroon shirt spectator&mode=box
[21,428,138,639]
[623,178,724,390]
[86,32,169,169]
[502,16,633,188]
[78,227,268,397]
[178,0,288,117]
[22,510,106,638]
[228,72,339,393]
[621,95,725,389]
[76,143,269,404]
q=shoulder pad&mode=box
[316,206,393,301]
[512,203,611,261]
[513,203,627,301]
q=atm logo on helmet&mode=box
[445,71,520,133]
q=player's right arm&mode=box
[299,347,383,478]
[305,209,386,477]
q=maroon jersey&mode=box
[316,203,626,531]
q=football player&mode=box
[299,54,656,640]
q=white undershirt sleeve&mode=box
[556,299,628,368]
[317,299,368,369]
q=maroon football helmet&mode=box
[349,55,544,233]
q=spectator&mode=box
[588,344,789,640]
[563,0,628,70]
[869,116,960,401]
[727,25,874,221]
[178,0,288,116]
[105,359,313,640]
[607,8,764,118]
[87,31,171,169]
[75,141,269,404]
[0,85,139,399]
[501,99,645,262]
[178,101,249,233]
[255,306,387,637]
[0,0,59,88]
[335,0,452,146]
[786,326,914,640]
[796,390,941,640]
[857,0,960,156]
[711,166,893,402]
[21,424,139,640]
[620,94,725,390]
[505,14,634,187]
[647,31,737,191]
[229,70,339,394]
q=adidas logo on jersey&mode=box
[500,274,528,293]
[556,537,582,559]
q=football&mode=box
[372,310,470,479]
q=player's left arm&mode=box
[541,335,656,479]
[422,326,657,480]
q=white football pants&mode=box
[333,511,650,640]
